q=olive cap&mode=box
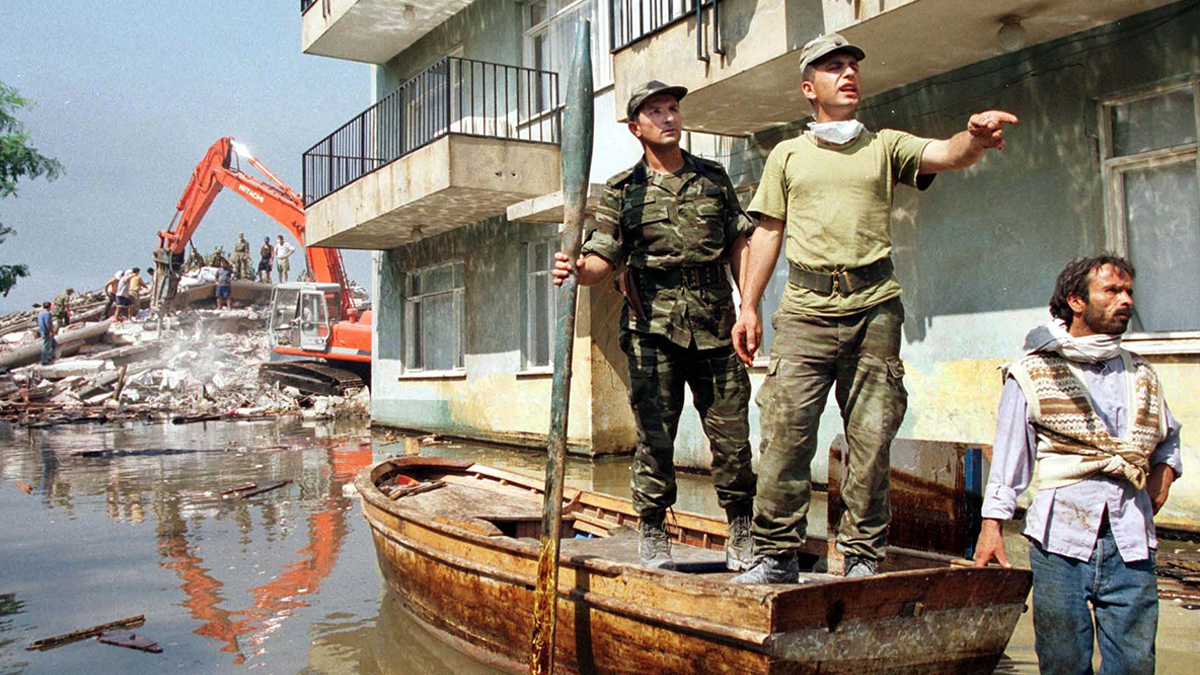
[626,80,688,120]
[798,33,865,73]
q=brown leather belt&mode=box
[788,257,893,297]
[638,263,726,289]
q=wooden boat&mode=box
[356,457,1032,675]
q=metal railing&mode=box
[302,57,561,207]
[300,0,317,14]
[610,0,720,55]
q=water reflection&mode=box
[0,419,765,674]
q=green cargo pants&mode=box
[752,297,907,561]
[620,330,755,523]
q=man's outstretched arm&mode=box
[921,110,1019,173]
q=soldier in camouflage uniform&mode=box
[208,246,228,269]
[553,81,756,571]
[185,244,207,273]
[731,34,1017,583]
[232,233,252,279]
[51,288,74,327]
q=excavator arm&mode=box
[151,137,354,319]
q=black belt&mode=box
[637,263,725,289]
[788,257,893,296]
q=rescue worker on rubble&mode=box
[184,245,206,273]
[258,236,274,284]
[551,81,755,572]
[730,33,1017,583]
[51,287,74,327]
[233,233,252,280]
[208,246,228,269]
[36,301,57,365]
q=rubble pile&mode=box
[0,305,369,428]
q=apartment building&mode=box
[297,0,1198,524]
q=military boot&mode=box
[843,555,877,578]
[638,517,675,570]
[730,553,800,584]
[725,508,754,572]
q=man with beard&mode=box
[973,254,1182,675]
[552,81,756,571]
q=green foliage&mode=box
[0,82,63,296]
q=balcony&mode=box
[303,57,563,250]
[301,0,476,64]
[610,0,1183,136]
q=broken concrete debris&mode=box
[0,300,368,426]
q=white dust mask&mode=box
[809,119,865,145]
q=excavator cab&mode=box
[268,282,342,352]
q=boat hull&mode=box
[358,459,1030,674]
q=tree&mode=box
[1,83,63,296]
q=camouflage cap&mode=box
[626,80,688,120]
[798,33,865,73]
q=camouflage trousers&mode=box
[620,330,755,523]
[752,297,907,561]
[234,254,251,280]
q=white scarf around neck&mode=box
[1023,319,1123,364]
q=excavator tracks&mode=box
[258,360,365,396]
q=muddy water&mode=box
[0,418,1195,674]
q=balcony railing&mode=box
[300,0,317,14]
[610,0,716,52]
[303,57,561,207]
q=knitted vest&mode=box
[1006,350,1166,490]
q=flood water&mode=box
[0,417,1195,674]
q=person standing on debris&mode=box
[730,33,1018,583]
[185,243,207,272]
[36,301,57,365]
[51,288,74,327]
[215,259,234,309]
[103,272,121,318]
[257,236,274,284]
[274,235,295,284]
[113,269,134,322]
[551,81,756,572]
[126,268,144,318]
[233,233,252,280]
[974,255,1181,675]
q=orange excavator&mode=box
[151,137,372,393]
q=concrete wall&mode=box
[372,216,613,450]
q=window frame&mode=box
[520,238,558,373]
[1098,76,1200,348]
[521,0,614,93]
[402,260,466,375]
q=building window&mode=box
[403,262,466,372]
[523,0,614,93]
[1101,79,1200,333]
[522,240,558,368]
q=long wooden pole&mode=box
[529,19,594,675]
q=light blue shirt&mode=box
[982,355,1183,562]
[37,309,54,338]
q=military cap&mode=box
[798,33,865,73]
[626,80,688,120]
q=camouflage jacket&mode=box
[51,293,70,321]
[581,151,751,349]
[233,239,250,257]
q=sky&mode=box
[0,1,371,312]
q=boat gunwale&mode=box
[356,458,1031,601]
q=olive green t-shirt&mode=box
[747,129,933,316]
